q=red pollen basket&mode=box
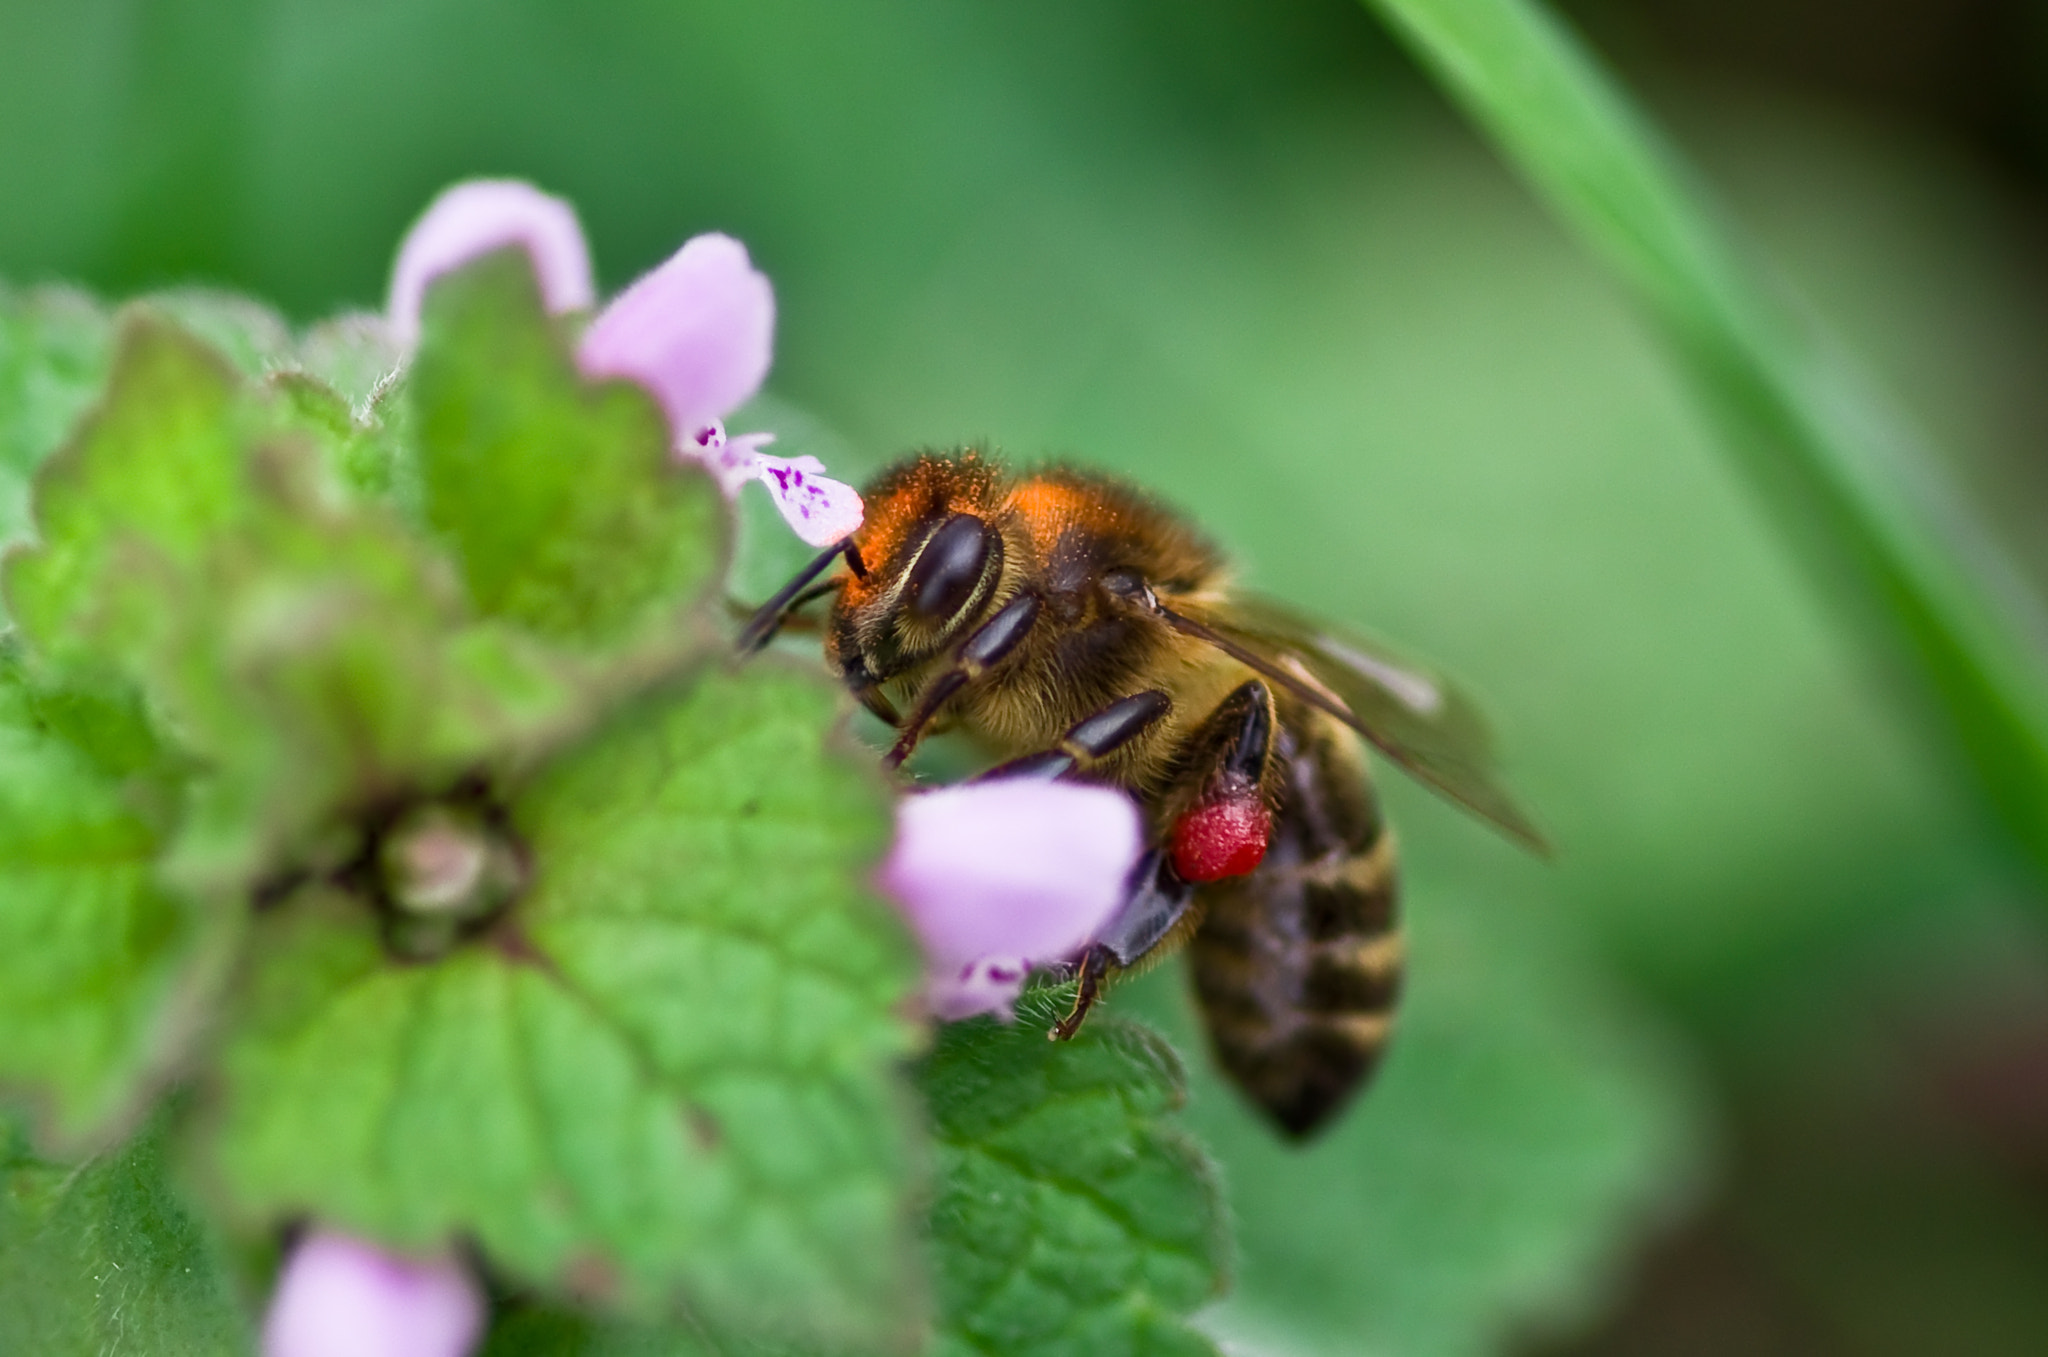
[1171,791,1272,883]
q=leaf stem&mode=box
[1361,0,2048,878]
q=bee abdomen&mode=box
[1190,809,1403,1140]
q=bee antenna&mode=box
[737,537,857,655]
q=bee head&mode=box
[823,450,1012,695]
[834,510,1005,683]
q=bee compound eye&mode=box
[903,514,996,623]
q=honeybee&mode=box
[741,449,1544,1139]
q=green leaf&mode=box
[0,285,114,579]
[476,1010,1230,1357]
[1360,0,2048,880]
[1,1112,254,1357]
[294,312,404,412]
[200,666,925,1350]
[411,250,727,654]
[5,309,274,669]
[4,311,583,890]
[918,1008,1227,1357]
[0,653,230,1152]
[478,1307,723,1357]
[141,288,297,383]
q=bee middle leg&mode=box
[1051,679,1278,1040]
[976,689,1175,782]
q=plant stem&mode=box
[1362,0,2048,879]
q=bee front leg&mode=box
[726,577,843,643]
[737,537,860,654]
[883,591,1044,768]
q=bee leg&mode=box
[1189,680,1275,789]
[1049,684,1274,1041]
[1051,945,1114,1041]
[977,690,1173,782]
[1163,680,1278,883]
[726,577,843,643]
[1052,849,1193,1040]
[883,590,1044,768]
[738,537,859,654]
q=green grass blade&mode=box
[1361,0,2048,875]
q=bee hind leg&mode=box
[1052,849,1194,1041]
[1047,682,1275,1040]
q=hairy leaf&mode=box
[0,654,229,1151]
[201,666,924,1350]
[141,289,298,383]
[4,310,301,683]
[411,250,726,655]
[0,1114,254,1356]
[918,1008,1227,1357]
[3,312,582,891]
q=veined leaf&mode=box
[200,667,925,1351]
[918,1007,1227,1357]
[470,1010,1230,1357]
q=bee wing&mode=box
[1161,594,1549,854]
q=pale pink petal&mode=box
[577,233,774,437]
[387,180,594,348]
[263,1231,484,1357]
[757,457,865,547]
[881,781,1143,1020]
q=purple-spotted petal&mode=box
[683,421,772,497]
[757,456,865,547]
[931,956,1032,1023]
[387,180,594,348]
[682,425,866,545]
[577,233,774,437]
[262,1231,483,1357]
[881,780,1143,1020]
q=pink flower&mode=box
[385,179,863,546]
[576,232,771,443]
[262,1231,483,1357]
[881,780,1143,1021]
[386,181,594,349]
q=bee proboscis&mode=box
[742,449,1544,1140]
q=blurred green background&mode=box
[6,1,2048,1353]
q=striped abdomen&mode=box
[1187,710,1402,1140]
